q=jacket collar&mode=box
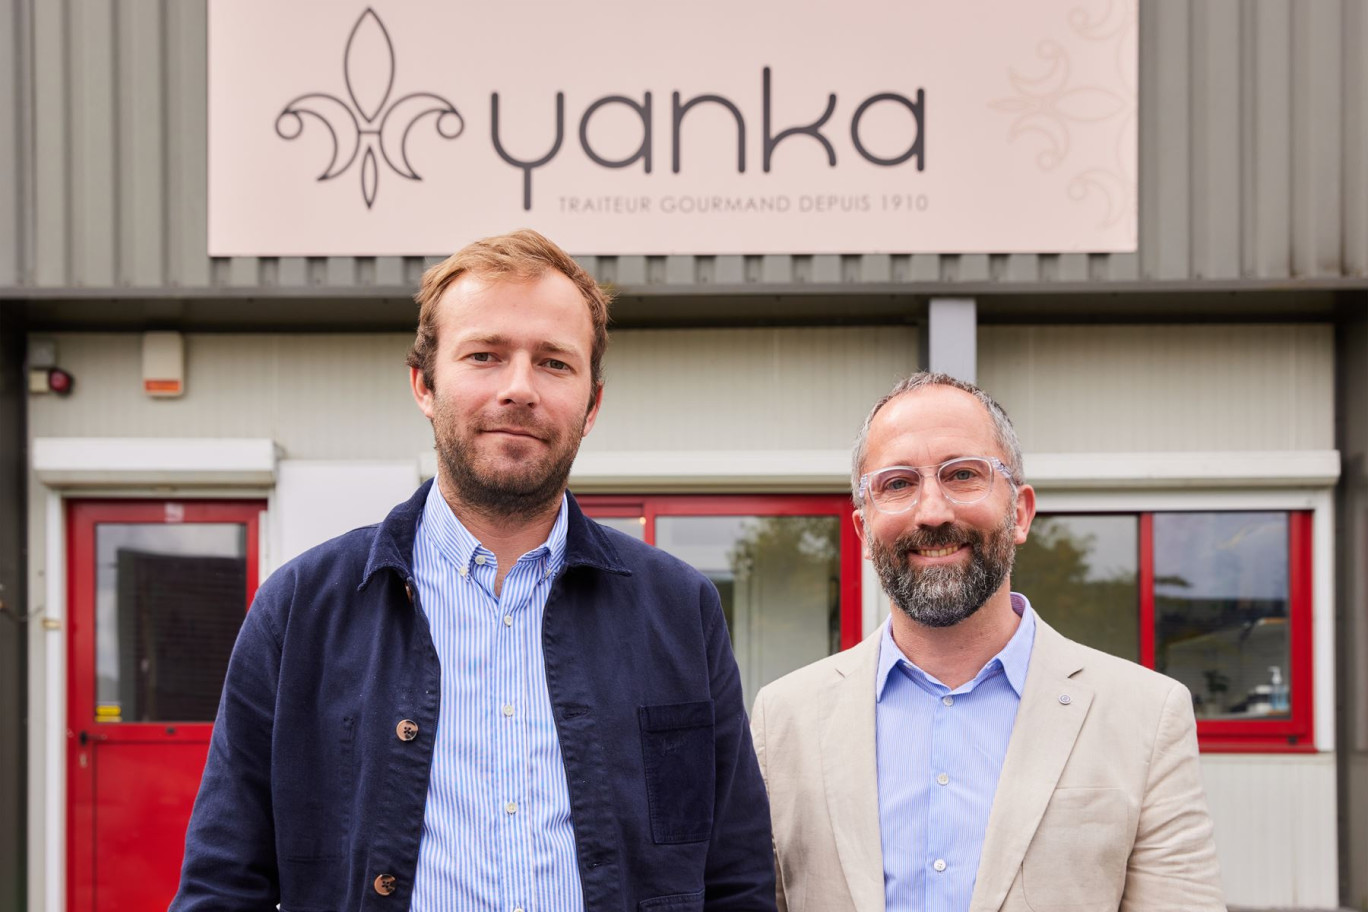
[359,479,631,591]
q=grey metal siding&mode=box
[4,0,1368,294]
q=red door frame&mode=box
[66,499,264,912]
[577,493,864,649]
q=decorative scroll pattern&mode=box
[275,8,464,209]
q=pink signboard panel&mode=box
[208,0,1137,257]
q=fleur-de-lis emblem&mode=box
[275,7,463,209]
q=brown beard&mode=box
[869,505,1018,628]
[431,395,586,520]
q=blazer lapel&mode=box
[969,618,1093,912]
[818,631,886,912]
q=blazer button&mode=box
[403,582,414,602]
[373,873,397,895]
[396,719,419,741]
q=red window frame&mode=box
[577,494,864,649]
[1040,509,1314,753]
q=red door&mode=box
[66,499,264,912]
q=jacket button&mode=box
[396,719,418,741]
[403,582,414,602]
[373,873,397,895]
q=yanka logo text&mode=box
[493,68,926,209]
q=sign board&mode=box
[208,1,1137,256]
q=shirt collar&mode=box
[419,480,569,576]
[875,592,1037,701]
[360,480,631,592]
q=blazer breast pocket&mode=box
[638,700,716,844]
[1020,787,1133,912]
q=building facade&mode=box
[3,1,1368,910]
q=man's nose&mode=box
[498,354,539,406]
[909,474,956,527]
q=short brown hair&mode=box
[406,229,611,393]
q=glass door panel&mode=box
[95,523,249,723]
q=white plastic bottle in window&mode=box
[1269,666,1289,713]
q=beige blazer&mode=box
[750,615,1225,912]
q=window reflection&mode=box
[655,515,840,708]
[1154,512,1290,719]
[1013,515,1139,662]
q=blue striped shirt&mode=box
[875,593,1036,912]
[410,483,584,912]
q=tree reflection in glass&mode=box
[1012,515,1139,662]
[656,515,840,709]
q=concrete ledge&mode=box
[33,437,278,487]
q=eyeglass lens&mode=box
[868,458,995,510]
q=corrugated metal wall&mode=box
[26,327,920,457]
[1201,754,1340,908]
[980,324,1335,452]
[28,324,1335,462]
[3,0,1368,294]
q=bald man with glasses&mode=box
[750,372,1224,912]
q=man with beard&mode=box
[172,230,775,912]
[749,372,1224,912]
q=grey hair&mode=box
[850,372,1024,507]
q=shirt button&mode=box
[458,566,469,577]
[936,773,949,786]
[395,720,419,741]
[942,695,954,707]
[373,873,397,895]
[502,704,515,717]
[503,615,514,627]
[933,859,947,873]
[505,801,518,815]
[475,554,487,565]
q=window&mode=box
[577,495,861,708]
[1013,510,1313,752]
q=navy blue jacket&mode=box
[172,482,775,912]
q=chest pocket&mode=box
[638,700,716,844]
[1020,787,1133,911]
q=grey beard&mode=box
[872,509,1017,629]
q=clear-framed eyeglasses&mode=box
[859,456,1018,515]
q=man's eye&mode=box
[883,475,917,492]
[469,352,494,362]
[545,359,569,371]
[949,469,976,482]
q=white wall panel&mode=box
[269,460,420,573]
[27,333,432,461]
[1201,752,1339,909]
[582,326,918,454]
[979,324,1334,455]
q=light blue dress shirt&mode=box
[410,483,584,912]
[875,593,1036,912]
